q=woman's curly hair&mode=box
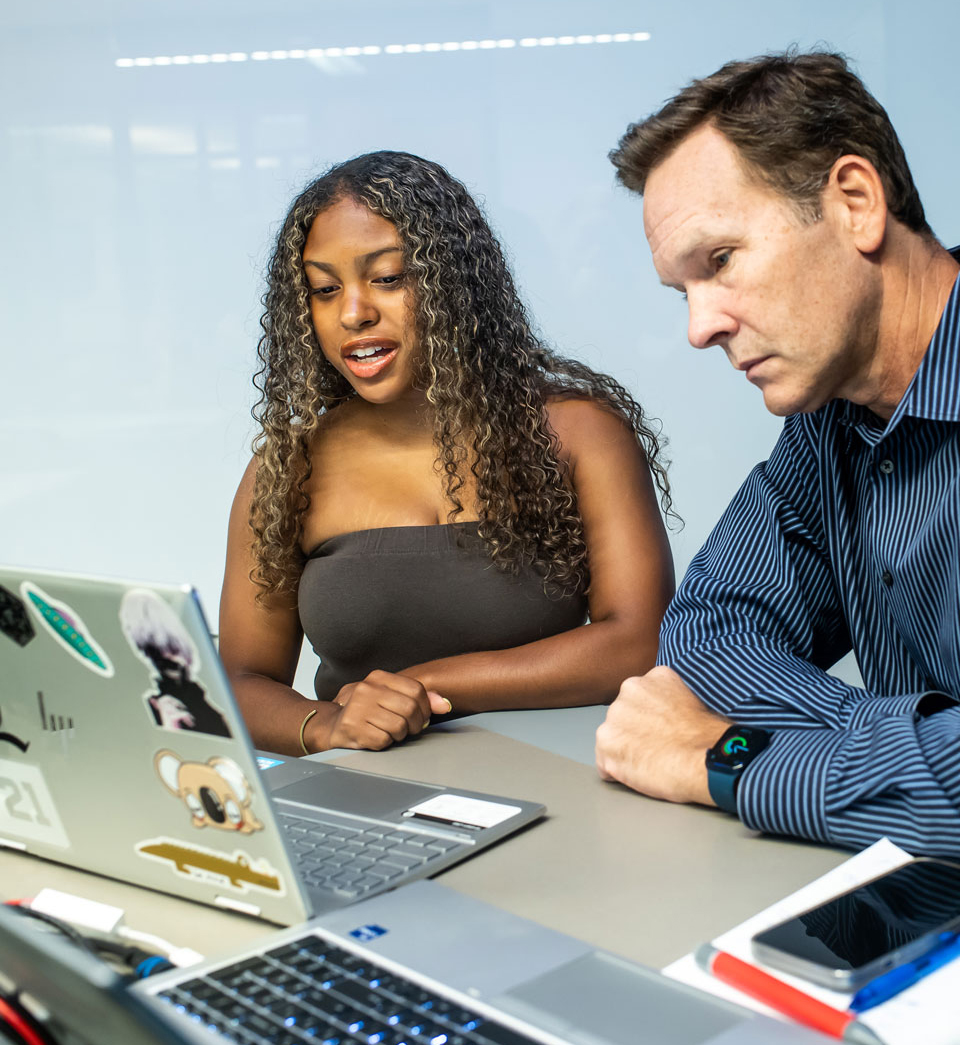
[250,150,673,599]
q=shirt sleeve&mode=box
[659,415,960,857]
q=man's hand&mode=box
[595,666,730,805]
[311,670,452,752]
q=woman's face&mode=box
[302,197,420,406]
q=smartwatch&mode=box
[705,724,772,815]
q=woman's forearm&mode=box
[399,615,659,713]
[228,672,337,755]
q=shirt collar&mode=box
[889,245,960,426]
[841,245,960,439]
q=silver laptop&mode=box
[0,565,543,925]
[0,880,821,1045]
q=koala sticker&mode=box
[154,750,263,834]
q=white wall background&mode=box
[3,0,957,684]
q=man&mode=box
[595,50,960,857]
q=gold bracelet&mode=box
[298,707,319,755]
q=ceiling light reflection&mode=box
[115,31,652,68]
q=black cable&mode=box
[5,907,96,958]
[4,906,161,979]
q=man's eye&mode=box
[714,251,731,270]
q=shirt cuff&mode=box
[736,727,847,842]
[845,690,957,728]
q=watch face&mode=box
[709,725,771,771]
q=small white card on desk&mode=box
[662,838,960,1045]
[405,794,522,829]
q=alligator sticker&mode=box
[0,758,70,848]
[135,837,283,894]
[20,582,113,677]
[0,585,34,647]
[154,750,263,834]
[119,589,231,738]
[0,709,29,753]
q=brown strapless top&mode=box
[298,523,588,700]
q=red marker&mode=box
[694,944,884,1045]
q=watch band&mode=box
[705,724,772,815]
[706,755,740,814]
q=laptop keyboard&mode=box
[158,935,539,1045]
[278,812,465,899]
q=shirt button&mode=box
[881,570,894,586]
[879,459,894,474]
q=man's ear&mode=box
[824,154,887,254]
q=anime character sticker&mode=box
[119,589,231,738]
[154,749,262,834]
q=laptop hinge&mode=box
[213,896,261,917]
[0,837,27,852]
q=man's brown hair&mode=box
[610,50,931,235]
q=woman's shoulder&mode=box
[234,402,361,508]
[545,394,635,459]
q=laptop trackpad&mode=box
[497,951,750,1045]
[273,766,442,817]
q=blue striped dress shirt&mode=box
[659,256,960,857]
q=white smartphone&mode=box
[751,856,960,990]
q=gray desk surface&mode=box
[0,708,850,970]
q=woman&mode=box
[220,151,675,755]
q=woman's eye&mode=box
[375,273,403,286]
[310,284,338,297]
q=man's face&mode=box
[643,124,879,416]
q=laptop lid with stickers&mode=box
[0,566,545,925]
[0,565,311,925]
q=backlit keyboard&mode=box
[158,935,538,1045]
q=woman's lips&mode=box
[341,339,399,378]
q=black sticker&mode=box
[0,708,29,753]
[0,585,34,647]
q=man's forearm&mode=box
[737,705,960,857]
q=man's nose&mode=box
[686,289,735,350]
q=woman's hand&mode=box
[313,670,452,751]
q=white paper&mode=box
[405,794,521,828]
[663,838,960,1045]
